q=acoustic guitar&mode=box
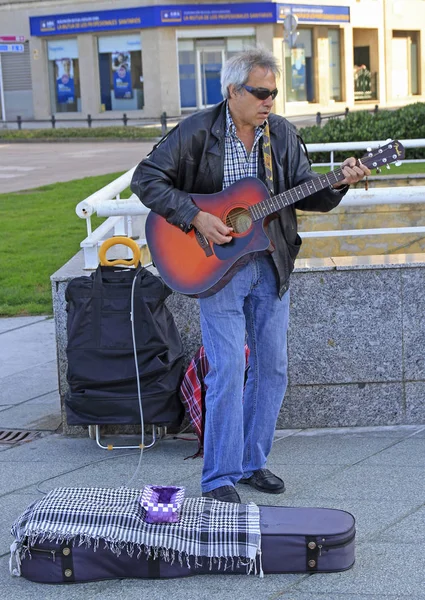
[146,140,405,297]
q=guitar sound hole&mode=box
[226,208,252,234]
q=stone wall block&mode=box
[278,382,405,429]
[288,269,403,385]
[401,269,425,381]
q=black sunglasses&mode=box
[242,85,278,100]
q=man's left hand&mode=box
[333,157,371,189]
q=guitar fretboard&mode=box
[249,168,344,221]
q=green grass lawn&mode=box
[1,162,425,317]
[314,161,425,176]
[0,172,126,316]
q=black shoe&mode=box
[239,469,285,494]
[202,485,241,503]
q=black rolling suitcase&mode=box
[65,238,185,427]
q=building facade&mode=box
[0,0,424,121]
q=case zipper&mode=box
[23,545,56,562]
[317,530,356,553]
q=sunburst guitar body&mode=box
[145,141,405,297]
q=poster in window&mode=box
[112,51,133,99]
[56,58,75,104]
[291,48,306,92]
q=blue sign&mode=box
[161,9,183,23]
[113,68,133,98]
[112,52,133,99]
[30,3,350,37]
[55,58,75,104]
[277,4,350,23]
[33,7,152,36]
[57,74,75,103]
[30,3,277,36]
[173,4,275,26]
[0,43,25,52]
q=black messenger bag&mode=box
[65,265,185,426]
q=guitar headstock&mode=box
[360,140,405,174]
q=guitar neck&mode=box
[250,167,345,221]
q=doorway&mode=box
[178,40,225,109]
[197,47,225,107]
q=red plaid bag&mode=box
[179,345,250,458]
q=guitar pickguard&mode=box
[213,227,257,260]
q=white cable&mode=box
[31,268,148,494]
[125,267,147,488]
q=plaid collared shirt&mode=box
[223,103,266,190]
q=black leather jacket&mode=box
[131,101,347,298]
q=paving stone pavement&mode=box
[0,316,424,598]
[0,141,154,194]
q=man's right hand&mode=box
[191,211,233,245]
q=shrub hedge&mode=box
[0,126,162,140]
[298,102,425,163]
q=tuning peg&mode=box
[385,138,392,143]
[386,164,391,169]
[394,161,402,167]
[366,147,372,153]
[376,167,381,174]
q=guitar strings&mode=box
[223,169,345,228]
[226,215,243,228]
[225,210,252,228]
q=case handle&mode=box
[98,236,141,267]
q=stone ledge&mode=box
[51,251,425,435]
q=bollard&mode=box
[344,107,349,118]
[123,113,128,126]
[87,114,92,128]
[160,111,167,136]
[315,112,322,127]
[51,114,56,129]
[17,115,22,130]
[374,104,379,115]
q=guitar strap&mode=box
[261,122,277,253]
[262,122,274,195]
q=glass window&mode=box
[178,37,255,109]
[392,31,420,96]
[226,36,256,58]
[354,46,373,101]
[98,34,143,111]
[411,36,419,95]
[178,40,196,108]
[328,29,342,101]
[47,39,81,113]
[284,29,314,103]
[197,43,225,107]
[353,29,379,102]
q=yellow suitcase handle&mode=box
[98,236,141,267]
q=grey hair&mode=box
[221,47,281,99]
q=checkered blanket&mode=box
[10,487,262,575]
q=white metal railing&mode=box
[76,139,425,269]
[307,138,425,170]
[301,185,425,238]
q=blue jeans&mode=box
[199,253,290,492]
